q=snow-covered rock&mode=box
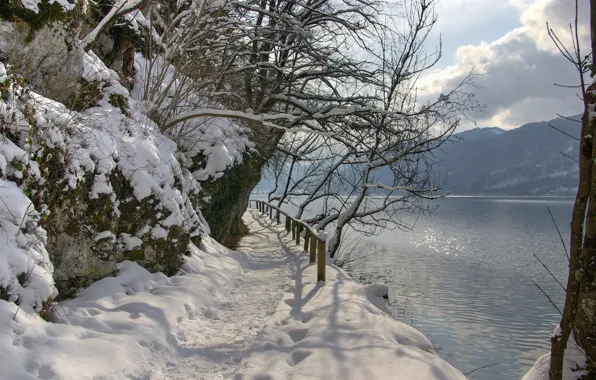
[0,54,209,297]
[0,179,56,312]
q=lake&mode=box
[342,196,573,379]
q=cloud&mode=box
[516,0,590,52]
[420,0,589,130]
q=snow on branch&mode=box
[364,182,439,193]
[164,109,333,136]
[80,0,149,49]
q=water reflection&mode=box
[344,196,573,379]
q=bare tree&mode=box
[264,0,475,259]
[547,0,596,378]
[92,0,474,249]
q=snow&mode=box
[20,0,77,14]
[0,209,465,380]
[1,49,205,248]
[523,329,586,380]
[120,233,143,250]
[236,212,466,380]
[94,231,116,242]
[151,225,168,239]
[132,54,253,182]
[0,179,56,311]
[0,63,6,83]
[522,345,586,380]
[0,211,290,379]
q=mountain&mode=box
[433,115,581,195]
[257,116,581,196]
[453,126,505,141]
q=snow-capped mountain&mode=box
[434,115,581,195]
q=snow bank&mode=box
[235,216,466,380]
[0,179,56,312]
[522,333,586,380]
[0,238,244,379]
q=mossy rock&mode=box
[0,1,70,42]
[23,161,193,298]
[199,152,263,243]
[66,79,103,111]
[108,93,128,115]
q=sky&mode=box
[418,0,590,131]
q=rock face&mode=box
[200,155,262,242]
[0,6,205,299]
[38,169,192,297]
[1,77,203,298]
[0,1,265,303]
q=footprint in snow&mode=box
[287,328,308,343]
[289,350,312,366]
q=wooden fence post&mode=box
[276,210,280,224]
[295,223,301,245]
[303,230,310,252]
[317,239,326,282]
[285,216,290,233]
[309,235,316,263]
[291,220,296,239]
[269,206,273,219]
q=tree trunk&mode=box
[549,104,594,380]
[549,3,596,377]
[574,83,596,376]
[200,125,284,243]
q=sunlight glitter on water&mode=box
[412,228,466,255]
[344,196,572,380]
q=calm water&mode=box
[342,196,573,379]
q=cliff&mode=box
[0,0,258,312]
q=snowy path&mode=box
[3,209,467,380]
[162,210,295,380]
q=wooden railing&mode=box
[249,199,326,282]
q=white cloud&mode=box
[518,0,590,52]
[420,0,589,130]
